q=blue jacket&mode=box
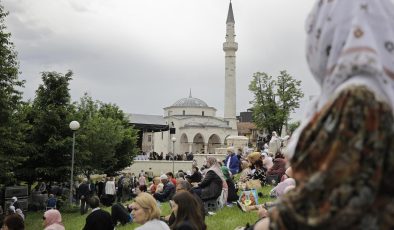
[225,153,240,175]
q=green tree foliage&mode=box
[249,71,304,134]
[0,4,27,185]
[74,94,138,178]
[18,71,75,183]
[288,121,301,135]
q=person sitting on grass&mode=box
[131,193,170,230]
[43,209,64,230]
[224,147,240,175]
[238,161,252,184]
[192,157,225,202]
[149,177,161,194]
[220,164,238,205]
[165,180,205,226]
[266,151,286,184]
[153,174,175,202]
[170,191,207,230]
[111,203,133,226]
[9,197,20,211]
[185,166,202,183]
[83,196,113,230]
[247,159,267,186]
[2,214,24,230]
[166,172,177,186]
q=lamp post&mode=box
[69,120,80,204]
[171,136,176,174]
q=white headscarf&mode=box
[287,0,394,159]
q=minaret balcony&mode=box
[223,42,238,51]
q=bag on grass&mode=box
[238,189,259,206]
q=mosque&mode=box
[128,2,241,155]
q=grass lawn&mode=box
[24,186,274,230]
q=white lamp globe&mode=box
[69,121,80,131]
[171,137,176,142]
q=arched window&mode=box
[202,111,205,116]
[183,110,185,115]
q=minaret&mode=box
[223,1,238,130]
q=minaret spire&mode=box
[226,1,235,23]
[189,89,192,98]
[223,1,238,130]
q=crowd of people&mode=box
[2,0,394,229]
[134,151,195,161]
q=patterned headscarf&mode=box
[287,0,394,159]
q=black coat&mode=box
[187,171,202,183]
[198,170,223,201]
[78,183,90,199]
[83,209,114,230]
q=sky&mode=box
[3,0,320,121]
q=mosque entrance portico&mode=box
[180,133,189,154]
[208,134,221,154]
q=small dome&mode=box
[172,97,208,107]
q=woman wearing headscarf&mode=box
[221,165,238,204]
[43,209,64,230]
[256,0,394,229]
[193,157,226,201]
[10,197,20,210]
[238,161,252,183]
[269,178,296,199]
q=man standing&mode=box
[116,174,125,202]
[78,178,91,215]
[225,147,240,175]
[105,177,116,205]
[83,196,113,230]
[97,178,105,199]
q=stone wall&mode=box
[193,154,227,167]
[123,154,228,176]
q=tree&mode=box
[288,121,301,135]
[249,71,304,134]
[18,71,75,184]
[73,94,138,178]
[0,4,26,185]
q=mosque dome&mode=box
[172,90,208,107]
[172,96,208,107]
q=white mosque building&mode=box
[129,2,240,155]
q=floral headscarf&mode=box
[287,0,394,159]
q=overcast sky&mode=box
[3,0,319,121]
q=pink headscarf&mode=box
[206,156,226,182]
[44,209,64,230]
[206,156,228,201]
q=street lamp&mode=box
[171,136,176,174]
[69,120,80,204]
